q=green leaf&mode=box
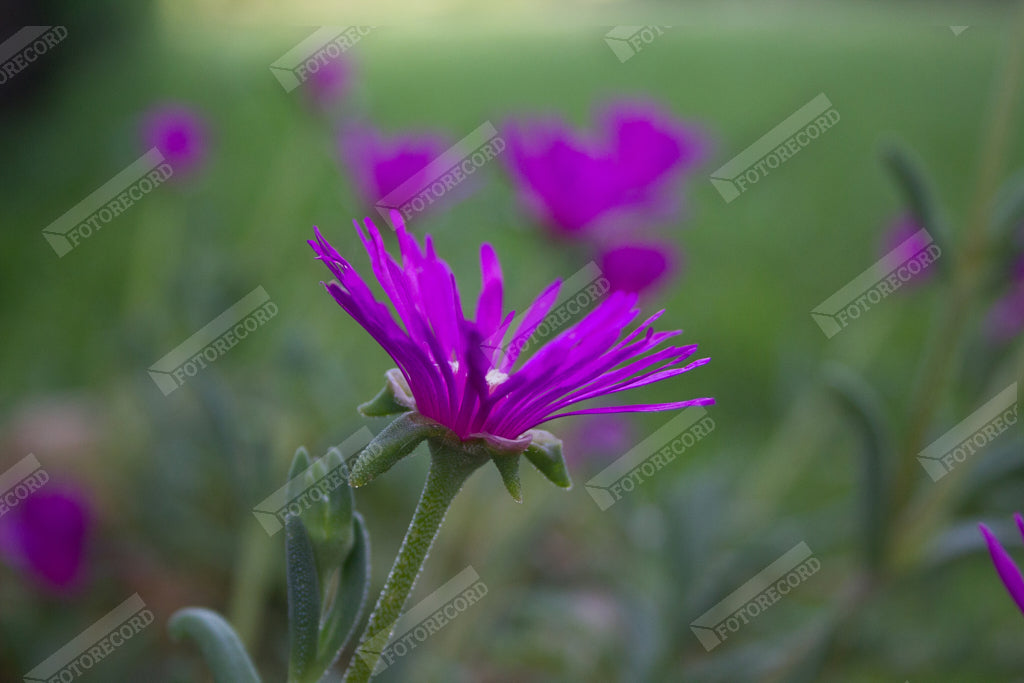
[349,412,449,487]
[358,368,416,417]
[167,608,261,683]
[491,455,523,502]
[286,516,321,683]
[315,513,371,673]
[881,141,951,269]
[522,429,572,489]
[823,363,892,569]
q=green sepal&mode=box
[349,412,449,487]
[168,608,262,683]
[358,368,416,417]
[314,513,371,673]
[491,454,523,503]
[522,429,572,489]
[285,516,321,683]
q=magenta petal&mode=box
[980,522,1024,615]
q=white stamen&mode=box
[486,368,509,388]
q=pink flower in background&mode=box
[506,119,629,236]
[986,255,1024,342]
[0,483,91,593]
[505,100,708,238]
[604,100,708,203]
[979,514,1024,615]
[879,214,935,286]
[304,55,352,110]
[339,125,450,209]
[141,104,209,177]
[598,242,679,296]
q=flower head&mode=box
[339,125,450,209]
[505,100,708,237]
[979,514,1024,615]
[0,483,91,592]
[141,103,209,178]
[309,215,711,444]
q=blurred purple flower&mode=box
[141,103,209,178]
[339,125,450,209]
[309,215,712,442]
[979,514,1024,615]
[304,55,352,110]
[0,483,91,593]
[505,100,708,237]
[563,414,636,468]
[598,242,679,296]
[879,214,935,287]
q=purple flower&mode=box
[505,101,708,237]
[141,104,209,178]
[339,125,450,210]
[879,214,935,287]
[0,484,91,592]
[598,242,679,296]
[979,514,1024,615]
[506,119,629,236]
[304,55,352,110]
[309,215,712,442]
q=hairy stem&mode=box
[341,445,482,683]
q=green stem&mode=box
[341,445,483,683]
[888,7,1024,568]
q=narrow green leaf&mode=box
[287,447,313,503]
[823,363,892,569]
[491,455,523,502]
[315,513,371,674]
[522,429,572,489]
[168,608,262,683]
[349,412,448,487]
[881,141,951,268]
[286,516,321,683]
[990,168,1024,241]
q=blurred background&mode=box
[2,2,1024,681]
